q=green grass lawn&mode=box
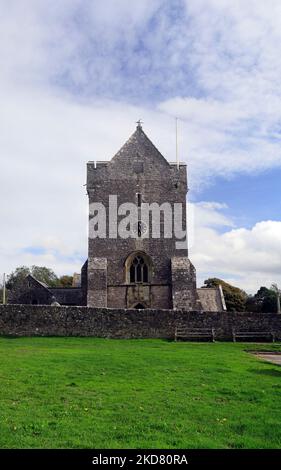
[0,337,281,449]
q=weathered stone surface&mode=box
[171,258,202,310]
[1,305,281,340]
[197,287,226,312]
[87,125,193,309]
[8,125,225,313]
[87,258,107,307]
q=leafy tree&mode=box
[246,286,278,313]
[6,265,76,291]
[6,266,58,290]
[58,275,73,287]
[256,286,276,312]
[31,266,58,287]
[245,294,260,313]
[6,266,31,290]
[203,278,247,312]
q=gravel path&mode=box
[256,353,281,366]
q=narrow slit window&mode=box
[137,220,142,238]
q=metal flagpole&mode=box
[3,273,6,305]
[277,290,281,314]
[175,117,179,170]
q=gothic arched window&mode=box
[125,252,152,284]
[130,255,149,283]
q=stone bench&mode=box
[175,327,215,342]
[232,329,275,342]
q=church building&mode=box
[10,123,225,312]
[86,122,224,311]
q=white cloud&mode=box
[190,202,281,293]
[0,84,179,276]
[0,0,281,290]
[159,0,281,184]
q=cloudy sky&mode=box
[1,0,281,293]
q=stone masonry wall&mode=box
[1,305,281,340]
[171,258,202,310]
[87,126,189,309]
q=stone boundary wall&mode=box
[1,305,281,340]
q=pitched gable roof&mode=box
[110,124,170,168]
[26,274,50,290]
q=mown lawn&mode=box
[0,337,280,449]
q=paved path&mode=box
[256,353,281,366]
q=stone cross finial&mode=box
[136,119,143,129]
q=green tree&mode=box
[6,265,58,290]
[203,278,247,312]
[58,275,73,287]
[246,286,278,313]
[245,294,262,313]
[31,266,58,287]
[255,286,277,313]
[6,266,31,290]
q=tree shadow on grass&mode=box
[249,368,281,378]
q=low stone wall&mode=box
[0,304,281,340]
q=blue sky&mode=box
[193,168,281,230]
[0,0,281,293]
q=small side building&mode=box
[197,286,227,312]
[9,274,86,306]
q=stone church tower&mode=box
[86,123,202,310]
